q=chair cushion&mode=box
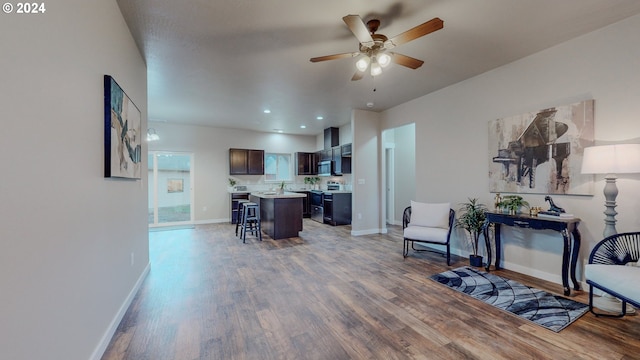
[404,225,449,244]
[585,264,640,303]
[410,201,450,229]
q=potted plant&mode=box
[499,195,529,215]
[228,178,237,191]
[455,198,488,267]
[304,176,321,190]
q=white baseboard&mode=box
[351,228,388,236]
[90,263,151,360]
[501,261,563,285]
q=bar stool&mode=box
[235,199,250,237]
[239,202,262,243]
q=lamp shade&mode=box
[581,144,640,174]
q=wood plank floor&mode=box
[102,219,640,360]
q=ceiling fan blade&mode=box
[351,70,365,81]
[342,15,375,49]
[310,52,359,63]
[384,17,443,49]
[391,53,424,69]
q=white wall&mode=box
[379,14,640,284]
[351,109,385,235]
[148,123,317,223]
[0,1,148,359]
[388,124,416,224]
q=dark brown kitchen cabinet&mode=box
[296,152,317,175]
[341,143,352,174]
[229,148,264,175]
[292,191,311,217]
[341,143,352,156]
[324,127,339,150]
[318,149,331,162]
[332,146,342,175]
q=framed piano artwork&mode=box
[488,100,594,195]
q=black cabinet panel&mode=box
[292,191,311,217]
[323,192,351,226]
[230,193,249,224]
[324,127,339,150]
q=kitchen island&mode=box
[250,192,306,239]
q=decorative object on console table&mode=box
[455,198,488,267]
[581,143,640,238]
[536,196,574,219]
[104,75,142,179]
[497,195,529,215]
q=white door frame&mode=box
[148,151,195,227]
[385,144,395,225]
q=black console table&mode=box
[481,212,581,296]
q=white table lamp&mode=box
[581,144,640,237]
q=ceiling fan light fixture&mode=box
[370,62,382,76]
[377,52,391,68]
[355,56,370,72]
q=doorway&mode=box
[382,123,416,225]
[148,152,194,227]
[385,146,395,225]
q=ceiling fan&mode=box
[310,15,444,80]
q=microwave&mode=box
[317,160,333,177]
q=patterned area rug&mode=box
[430,266,588,332]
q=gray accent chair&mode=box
[585,232,640,317]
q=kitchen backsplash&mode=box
[229,174,352,192]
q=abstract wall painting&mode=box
[167,179,184,193]
[104,75,142,179]
[488,100,594,195]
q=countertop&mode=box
[249,191,307,199]
[228,189,311,194]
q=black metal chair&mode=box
[402,206,455,265]
[585,232,640,317]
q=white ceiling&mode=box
[117,0,640,136]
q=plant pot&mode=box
[469,255,483,267]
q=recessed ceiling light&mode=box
[316,116,323,120]
[263,109,271,114]
[366,102,374,108]
[300,125,306,129]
